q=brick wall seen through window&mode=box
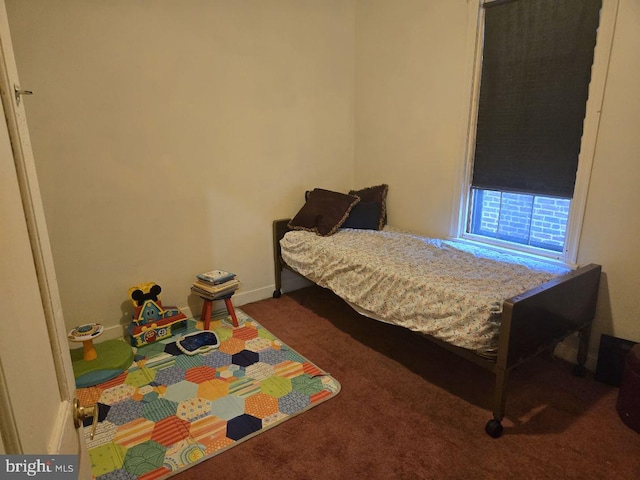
[470,189,569,252]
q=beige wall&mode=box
[6,0,355,335]
[354,0,640,365]
[6,0,638,364]
[579,0,640,344]
[355,0,470,237]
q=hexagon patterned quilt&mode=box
[77,309,341,479]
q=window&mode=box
[455,0,617,263]
[469,188,570,252]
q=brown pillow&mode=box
[288,188,360,236]
[348,184,388,230]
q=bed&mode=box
[270,189,601,437]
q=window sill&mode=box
[453,234,578,270]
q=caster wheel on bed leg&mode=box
[573,364,586,377]
[485,419,503,438]
[273,290,282,298]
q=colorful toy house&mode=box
[127,282,187,347]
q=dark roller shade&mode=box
[472,0,601,198]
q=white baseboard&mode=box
[74,280,598,376]
[83,278,312,347]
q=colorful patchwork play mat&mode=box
[77,309,341,479]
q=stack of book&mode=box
[191,270,239,300]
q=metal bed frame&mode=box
[272,219,601,437]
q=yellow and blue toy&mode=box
[127,282,187,347]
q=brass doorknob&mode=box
[73,398,99,440]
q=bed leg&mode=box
[486,367,509,438]
[272,220,286,299]
[273,266,282,299]
[273,249,283,298]
[573,324,592,377]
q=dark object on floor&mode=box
[176,330,220,355]
[617,344,640,433]
[595,334,638,386]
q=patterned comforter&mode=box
[280,227,570,357]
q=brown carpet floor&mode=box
[174,286,640,479]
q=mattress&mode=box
[280,227,570,357]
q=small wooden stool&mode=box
[200,293,238,329]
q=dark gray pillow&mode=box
[342,201,382,229]
[347,184,388,230]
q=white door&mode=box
[0,1,90,476]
